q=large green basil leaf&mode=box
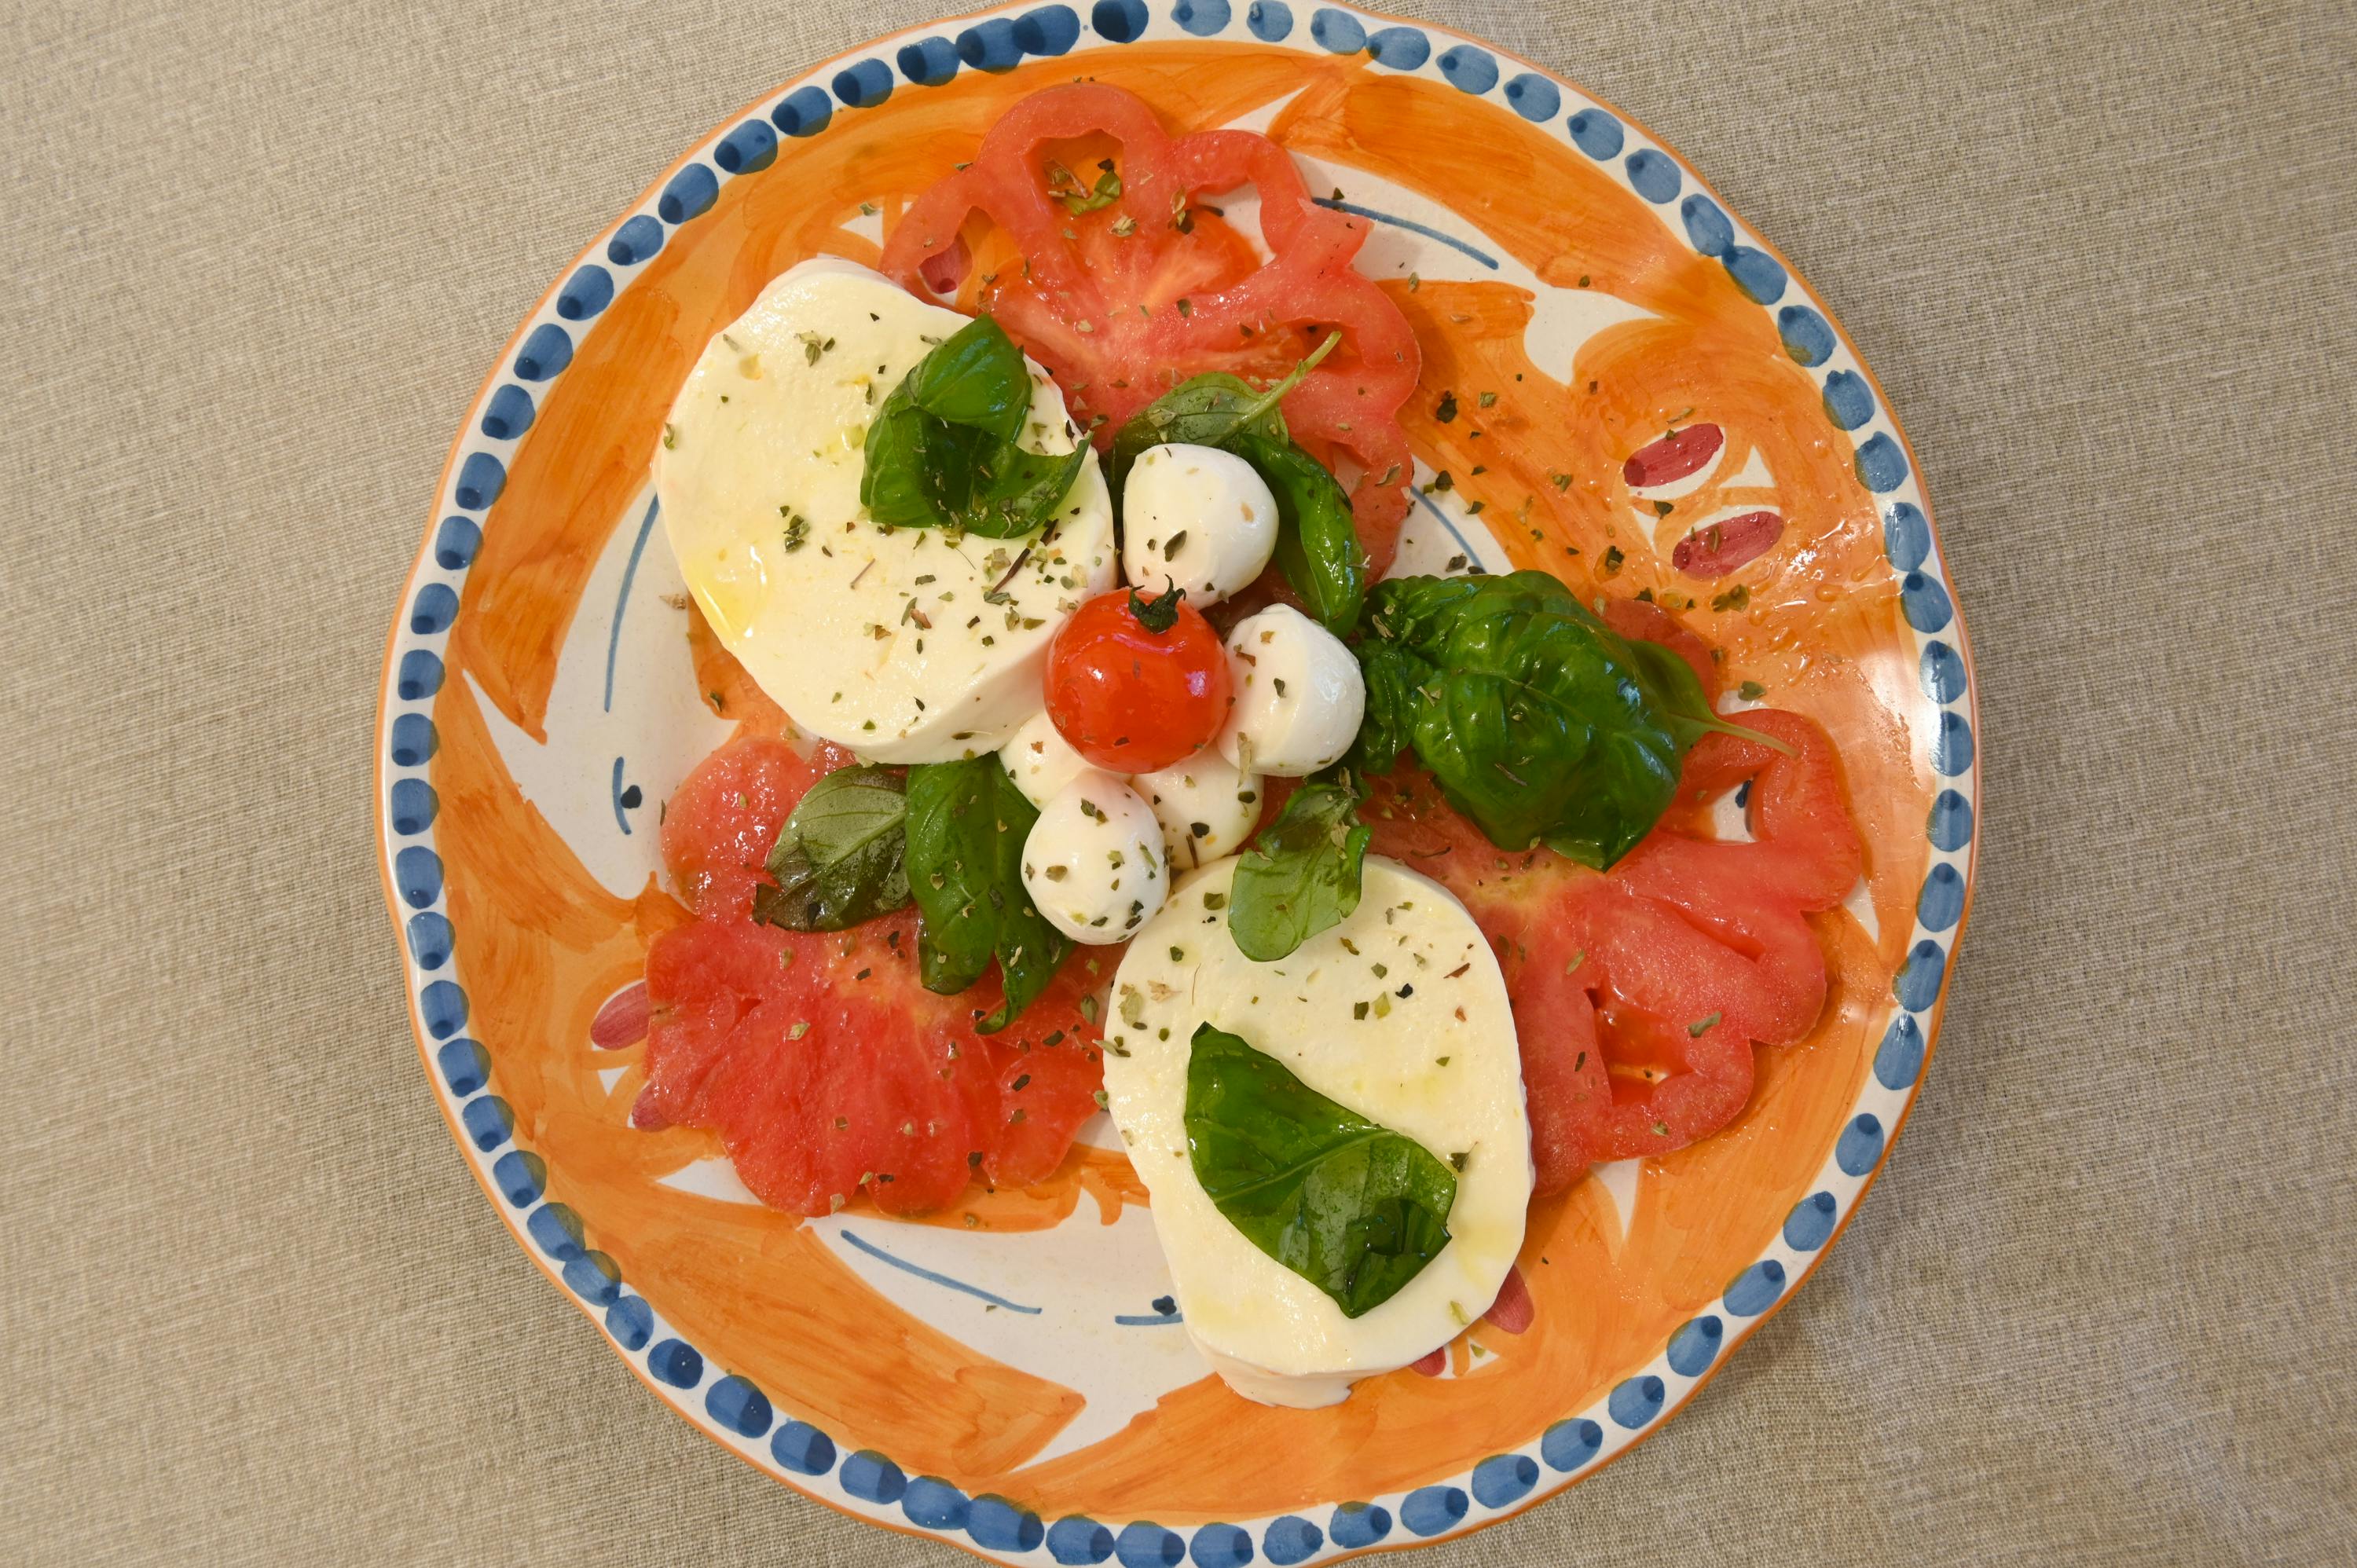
[1358,571,1770,867]
[1233,432,1365,636]
[1183,1024,1456,1319]
[860,387,977,531]
[750,764,911,932]
[904,757,1071,1033]
[860,314,1086,537]
[1226,779,1372,962]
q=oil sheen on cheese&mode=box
[656,257,1116,763]
[1103,857,1532,1407]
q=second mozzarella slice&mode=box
[1103,856,1532,1408]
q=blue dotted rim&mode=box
[376,3,1978,1563]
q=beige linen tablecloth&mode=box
[5,0,2352,1562]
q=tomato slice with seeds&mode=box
[880,82,1419,577]
[640,738,1115,1215]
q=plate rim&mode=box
[372,3,1981,1561]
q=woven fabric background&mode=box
[4,0,2352,1562]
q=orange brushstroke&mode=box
[426,41,1940,1522]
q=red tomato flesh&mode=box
[1045,589,1233,772]
[640,738,1116,1215]
[878,82,1419,579]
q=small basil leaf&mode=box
[1106,332,1340,496]
[750,764,911,932]
[858,388,955,529]
[904,757,1072,1033]
[1236,433,1366,636]
[906,313,1029,443]
[1183,1023,1457,1319]
[1227,780,1372,962]
[860,314,1087,537]
[961,440,1091,538]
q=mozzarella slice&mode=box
[1103,856,1531,1407]
[1216,604,1366,777]
[1120,443,1278,606]
[999,708,1091,809]
[1019,771,1169,944]
[1132,752,1265,870]
[658,257,1116,763]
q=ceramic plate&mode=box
[376,4,1977,1561]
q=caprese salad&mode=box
[636,83,1862,1410]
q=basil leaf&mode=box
[1233,432,1366,636]
[750,764,912,932]
[962,440,1091,539]
[1358,571,1769,867]
[1109,374,1281,497]
[859,387,970,530]
[906,313,1030,443]
[1183,1023,1456,1319]
[860,314,1087,536]
[1227,780,1372,962]
[1106,331,1341,496]
[904,757,1071,1033]
[1108,337,1361,635]
[1341,640,1431,779]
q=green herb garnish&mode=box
[1048,158,1122,214]
[1108,333,1364,634]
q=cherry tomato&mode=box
[1045,588,1232,771]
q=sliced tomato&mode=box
[642,740,1113,1216]
[658,733,859,920]
[879,82,1417,577]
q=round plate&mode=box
[375,4,1978,1562]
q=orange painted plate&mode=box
[374,5,1978,1562]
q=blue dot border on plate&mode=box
[377,3,1976,1562]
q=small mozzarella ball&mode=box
[1217,605,1366,777]
[1020,771,1169,944]
[1120,443,1278,606]
[1133,753,1266,871]
[999,708,1091,809]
